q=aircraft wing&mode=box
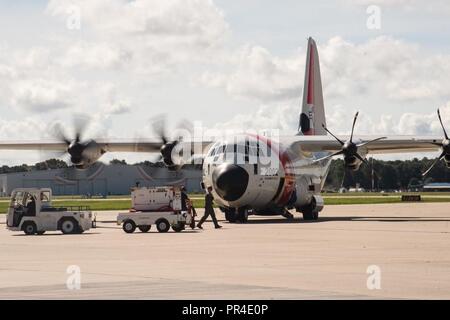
[0,139,214,154]
[284,135,443,154]
[100,140,214,154]
[0,141,69,152]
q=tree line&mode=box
[324,157,450,191]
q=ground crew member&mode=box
[25,195,36,216]
[180,186,189,211]
[197,186,222,229]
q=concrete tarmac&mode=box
[1,203,450,299]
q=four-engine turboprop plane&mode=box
[0,37,449,222]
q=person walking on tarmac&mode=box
[180,186,189,211]
[197,186,222,229]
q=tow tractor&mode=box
[6,188,94,235]
[117,186,193,233]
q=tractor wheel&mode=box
[22,222,37,235]
[156,219,170,233]
[123,220,136,233]
[60,219,78,234]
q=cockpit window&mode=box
[210,140,268,163]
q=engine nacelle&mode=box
[69,140,104,169]
[344,155,362,171]
[160,141,178,168]
[160,141,194,170]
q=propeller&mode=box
[50,115,100,168]
[315,112,387,169]
[422,108,450,176]
[149,114,194,170]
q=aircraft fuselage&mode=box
[201,134,331,216]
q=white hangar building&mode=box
[0,164,202,196]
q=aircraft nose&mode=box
[212,164,249,201]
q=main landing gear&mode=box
[298,196,323,221]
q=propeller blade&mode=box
[73,114,91,143]
[175,118,194,136]
[314,150,344,163]
[51,123,71,145]
[422,151,446,176]
[356,136,387,148]
[437,108,449,140]
[322,124,345,145]
[350,111,359,143]
[150,114,168,144]
[354,152,368,165]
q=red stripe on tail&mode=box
[307,43,314,105]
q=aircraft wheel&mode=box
[236,208,248,223]
[302,211,319,221]
[225,210,237,223]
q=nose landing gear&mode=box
[223,207,248,223]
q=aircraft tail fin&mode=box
[298,37,326,135]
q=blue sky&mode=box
[0,0,449,164]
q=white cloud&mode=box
[47,0,228,40]
[103,101,131,115]
[10,79,74,112]
[200,36,450,105]
[46,0,229,74]
[200,45,303,102]
[211,100,450,141]
[319,101,450,136]
[60,42,132,69]
[0,117,49,140]
[212,103,299,134]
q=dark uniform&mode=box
[25,197,36,216]
[181,190,188,211]
[197,192,221,229]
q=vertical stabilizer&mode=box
[299,37,326,135]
